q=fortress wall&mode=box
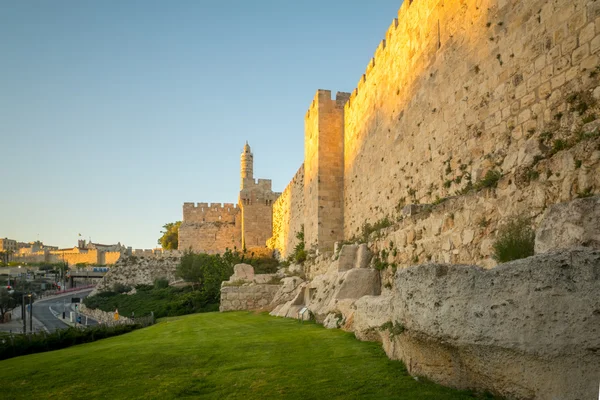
[48,249,100,266]
[268,164,305,259]
[178,222,241,254]
[183,202,239,224]
[304,90,350,252]
[343,0,600,239]
[304,92,322,250]
[369,134,600,270]
[103,251,122,265]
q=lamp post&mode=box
[29,293,33,332]
[22,294,26,334]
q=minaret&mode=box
[240,141,254,189]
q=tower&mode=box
[240,141,254,189]
[304,89,350,253]
[238,142,280,250]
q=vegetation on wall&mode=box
[492,216,535,263]
[288,225,306,264]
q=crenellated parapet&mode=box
[183,202,240,224]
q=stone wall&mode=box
[11,248,123,266]
[268,165,305,259]
[220,284,281,312]
[343,0,600,239]
[178,221,241,254]
[269,0,600,263]
[92,252,181,294]
[219,264,282,311]
[366,132,600,270]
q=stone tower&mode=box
[240,141,254,189]
[304,90,350,253]
[238,143,280,250]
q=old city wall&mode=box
[343,0,600,243]
[178,222,241,254]
[179,202,242,253]
[102,251,122,265]
[268,165,305,259]
[183,202,239,224]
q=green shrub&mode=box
[112,283,132,294]
[475,170,502,190]
[0,323,148,361]
[154,278,169,289]
[492,216,535,263]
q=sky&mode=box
[0,0,403,249]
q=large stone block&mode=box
[336,269,381,300]
[232,263,254,281]
[535,195,600,254]
[337,245,358,272]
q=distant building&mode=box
[0,238,17,253]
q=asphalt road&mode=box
[32,289,98,332]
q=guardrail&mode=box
[43,285,95,297]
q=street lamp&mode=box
[21,293,32,333]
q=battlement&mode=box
[305,90,351,120]
[240,178,273,192]
[347,16,400,109]
[183,202,240,223]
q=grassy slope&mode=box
[0,312,481,400]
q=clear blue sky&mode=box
[0,0,403,249]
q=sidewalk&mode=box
[0,306,46,334]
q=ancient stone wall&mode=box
[219,284,281,312]
[183,202,239,224]
[92,251,181,294]
[343,0,600,239]
[178,221,241,254]
[268,165,305,259]
[269,0,600,263]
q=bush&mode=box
[0,324,147,361]
[154,278,169,289]
[492,216,535,263]
[112,283,132,294]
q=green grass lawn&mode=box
[0,312,485,400]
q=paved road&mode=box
[32,289,98,332]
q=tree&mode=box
[158,221,182,250]
[176,251,235,302]
[0,288,17,322]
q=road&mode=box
[32,289,98,332]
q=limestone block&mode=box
[355,244,372,269]
[335,269,381,300]
[323,313,342,329]
[535,195,600,253]
[337,245,358,272]
[270,277,304,306]
[233,263,254,281]
[253,274,278,284]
